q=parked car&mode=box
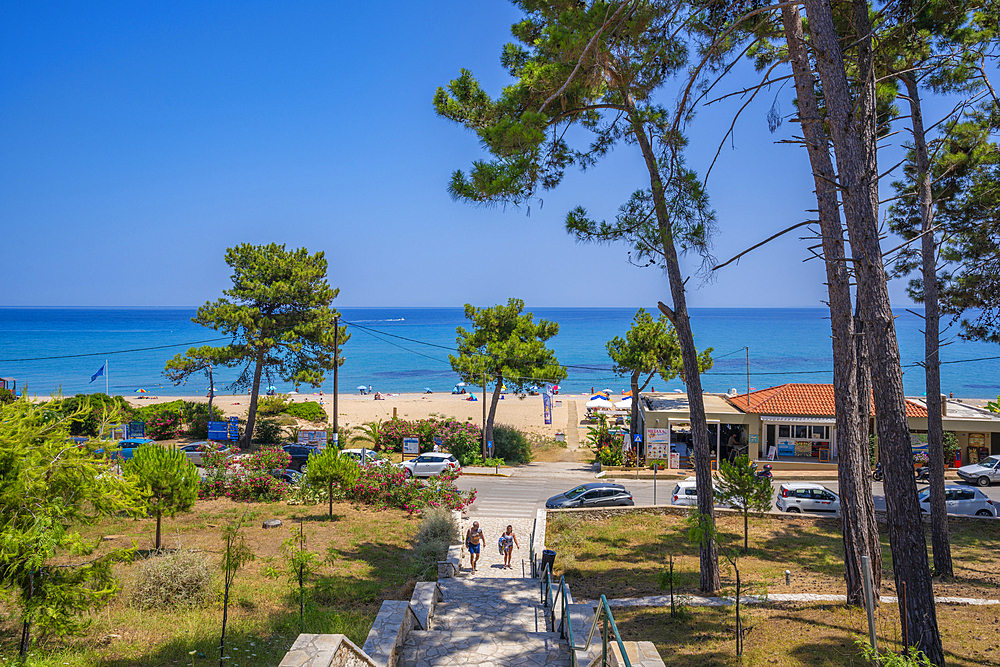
[669,478,730,508]
[776,483,840,514]
[545,482,634,509]
[919,485,996,517]
[339,448,391,466]
[282,444,321,473]
[270,468,303,485]
[111,438,156,461]
[957,455,1000,487]
[399,452,461,478]
[179,441,228,466]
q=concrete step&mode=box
[430,600,546,633]
[437,577,541,604]
[400,630,570,667]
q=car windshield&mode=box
[979,456,1000,468]
[564,486,589,499]
[917,489,930,500]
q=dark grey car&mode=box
[546,482,634,509]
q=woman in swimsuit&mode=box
[499,525,519,569]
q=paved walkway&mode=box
[456,516,534,578]
[581,592,1000,608]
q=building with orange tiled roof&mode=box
[638,383,1000,469]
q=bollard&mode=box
[785,570,791,586]
[861,555,878,653]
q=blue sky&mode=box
[1,1,938,308]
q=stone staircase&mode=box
[400,577,571,667]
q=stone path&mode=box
[399,574,571,666]
[455,516,533,579]
[564,400,581,451]
[582,592,1000,608]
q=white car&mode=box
[957,455,1000,487]
[179,441,227,466]
[399,452,460,478]
[919,485,996,517]
[339,448,392,466]
[776,483,840,514]
[670,478,730,508]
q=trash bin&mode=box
[540,549,556,576]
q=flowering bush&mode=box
[379,417,482,464]
[199,445,291,502]
[146,412,185,440]
[912,451,929,465]
[343,463,475,514]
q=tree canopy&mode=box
[192,243,348,447]
[450,298,566,447]
[164,345,223,419]
[124,444,199,550]
[0,397,139,641]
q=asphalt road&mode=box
[453,462,1000,519]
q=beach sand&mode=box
[123,391,594,450]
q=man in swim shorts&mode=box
[465,521,484,573]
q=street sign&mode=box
[127,421,145,438]
[207,421,228,441]
[226,416,239,441]
[403,437,419,456]
[299,429,327,447]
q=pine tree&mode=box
[124,444,199,550]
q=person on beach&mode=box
[465,522,485,573]
[499,525,519,569]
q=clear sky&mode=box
[1,1,940,309]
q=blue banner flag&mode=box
[90,364,106,383]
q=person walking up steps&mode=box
[465,522,485,574]
[499,524,519,570]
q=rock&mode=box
[98,634,121,646]
[101,535,124,541]
[206,523,218,528]
[262,519,283,529]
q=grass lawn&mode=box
[548,511,1000,666]
[0,499,424,667]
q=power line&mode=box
[0,337,229,363]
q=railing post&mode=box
[602,612,608,667]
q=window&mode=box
[795,425,809,439]
[779,425,790,438]
[794,489,811,499]
[812,490,836,501]
[600,489,617,498]
[955,490,976,501]
[812,426,828,440]
[582,491,599,501]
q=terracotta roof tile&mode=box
[727,383,925,418]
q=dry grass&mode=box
[0,499,423,666]
[547,511,1000,601]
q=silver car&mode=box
[957,455,1000,487]
[179,441,226,466]
[400,452,461,478]
[776,483,841,514]
[919,486,996,517]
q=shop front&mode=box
[761,416,836,463]
[639,393,753,470]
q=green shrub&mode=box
[130,399,186,423]
[131,550,212,609]
[257,394,292,416]
[411,508,459,579]
[491,424,532,464]
[46,393,130,436]
[285,401,327,422]
[0,388,15,405]
[253,417,284,444]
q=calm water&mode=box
[1,307,998,398]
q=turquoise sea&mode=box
[1,307,998,399]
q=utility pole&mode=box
[333,316,339,448]
[746,347,750,407]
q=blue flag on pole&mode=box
[90,364,105,383]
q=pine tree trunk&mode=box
[803,1,942,662]
[207,365,215,421]
[781,4,880,606]
[903,73,952,577]
[242,350,266,449]
[155,510,162,550]
[622,90,719,593]
[485,379,503,452]
[631,371,641,460]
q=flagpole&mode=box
[106,359,109,395]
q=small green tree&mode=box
[124,444,199,550]
[607,309,713,451]
[192,243,349,448]
[0,396,139,652]
[219,515,254,667]
[305,448,360,517]
[350,419,384,449]
[715,455,773,552]
[164,345,222,420]
[450,299,567,450]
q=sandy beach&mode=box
[123,391,596,450]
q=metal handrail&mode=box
[540,569,631,667]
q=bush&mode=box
[285,401,327,422]
[46,393,130,436]
[0,388,15,405]
[129,399,186,423]
[344,464,475,514]
[146,411,185,440]
[491,424,532,464]
[257,394,292,416]
[411,508,459,580]
[132,550,212,609]
[253,417,284,444]
[199,446,291,502]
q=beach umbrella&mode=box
[585,397,613,408]
[615,396,632,409]
[267,385,276,392]
[135,388,147,394]
[551,385,559,390]
[357,385,367,391]
[457,382,467,387]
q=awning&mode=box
[760,415,836,425]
